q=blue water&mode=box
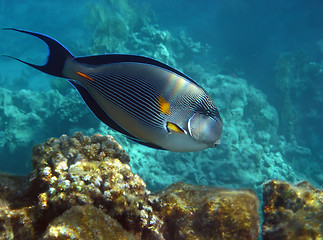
[0,0,322,237]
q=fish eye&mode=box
[188,113,223,144]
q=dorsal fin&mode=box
[75,54,200,86]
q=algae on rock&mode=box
[153,182,260,240]
[41,205,137,240]
[263,180,323,240]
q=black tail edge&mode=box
[2,28,74,78]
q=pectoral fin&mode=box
[166,122,186,134]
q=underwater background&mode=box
[0,0,322,218]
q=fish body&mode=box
[3,28,222,152]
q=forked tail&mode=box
[2,28,74,78]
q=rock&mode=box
[41,205,136,240]
[152,182,260,240]
[0,174,37,240]
[0,203,36,240]
[262,180,323,240]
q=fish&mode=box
[3,28,222,152]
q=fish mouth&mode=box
[211,139,221,148]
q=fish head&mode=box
[187,112,223,148]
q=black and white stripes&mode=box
[85,72,165,128]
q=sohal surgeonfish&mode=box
[3,28,222,152]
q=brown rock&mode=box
[41,205,136,240]
[152,182,260,240]
[262,180,323,240]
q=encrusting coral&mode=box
[0,133,261,239]
[30,132,132,209]
[30,132,165,238]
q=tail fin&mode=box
[2,28,74,78]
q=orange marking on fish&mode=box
[158,96,170,115]
[77,71,94,81]
[166,122,184,134]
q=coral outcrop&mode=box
[31,132,132,210]
[262,180,323,240]
[85,0,210,67]
[0,133,260,240]
[30,132,164,239]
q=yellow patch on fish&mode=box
[158,96,170,115]
[166,122,185,134]
[77,71,94,81]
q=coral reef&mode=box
[262,180,323,240]
[0,133,260,240]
